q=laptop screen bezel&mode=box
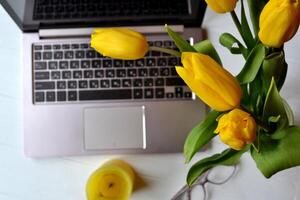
[0,0,206,32]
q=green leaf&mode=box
[237,43,265,84]
[247,0,268,36]
[251,126,300,178]
[240,0,255,49]
[187,146,249,186]
[268,115,281,123]
[219,33,248,58]
[262,51,287,92]
[263,78,288,130]
[193,40,222,65]
[184,110,220,163]
[165,25,196,52]
[249,73,263,115]
[282,98,295,126]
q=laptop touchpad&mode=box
[84,106,146,150]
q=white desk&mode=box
[1,5,300,200]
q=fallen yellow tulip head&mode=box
[176,52,242,112]
[205,0,238,13]
[91,28,149,60]
[214,108,257,150]
[259,0,300,48]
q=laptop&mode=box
[0,0,207,157]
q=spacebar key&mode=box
[79,89,132,100]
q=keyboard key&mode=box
[157,58,167,66]
[79,80,88,88]
[43,51,52,60]
[51,71,60,79]
[44,45,52,50]
[59,61,69,69]
[149,68,159,76]
[175,87,183,98]
[68,81,77,89]
[57,81,66,89]
[35,72,49,80]
[73,70,82,79]
[171,67,177,76]
[70,61,79,69]
[68,91,77,101]
[163,41,172,47]
[106,69,115,78]
[155,78,164,86]
[128,69,137,77]
[62,71,71,79]
[151,51,160,57]
[146,58,156,66]
[53,44,61,50]
[84,70,93,78]
[125,60,134,67]
[35,92,45,102]
[49,61,58,69]
[122,79,132,87]
[65,51,74,59]
[100,80,110,88]
[71,44,79,49]
[111,79,121,88]
[75,50,85,58]
[81,60,90,68]
[138,68,148,77]
[154,41,163,47]
[92,60,101,68]
[168,57,180,66]
[166,77,186,86]
[86,50,96,58]
[95,70,104,78]
[166,93,174,98]
[57,91,66,101]
[144,78,153,87]
[62,44,70,49]
[46,91,55,101]
[184,92,192,98]
[35,62,47,70]
[54,51,63,59]
[34,52,42,60]
[133,89,143,99]
[155,88,165,98]
[144,88,154,98]
[116,69,126,77]
[113,60,123,67]
[89,80,99,88]
[135,59,145,67]
[80,43,89,49]
[79,89,132,100]
[34,45,42,50]
[160,68,170,76]
[103,59,112,68]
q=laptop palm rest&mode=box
[84,106,146,150]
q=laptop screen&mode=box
[0,0,206,32]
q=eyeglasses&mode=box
[171,165,237,200]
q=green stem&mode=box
[230,11,250,49]
[148,46,181,57]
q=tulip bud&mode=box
[204,0,238,13]
[91,28,149,60]
[176,52,242,111]
[259,0,300,48]
[214,109,257,150]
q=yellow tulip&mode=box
[204,0,238,13]
[176,52,242,111]
[214,109,257,150]
[259,0,300,48]
[91,28,149,60]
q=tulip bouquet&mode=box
[90,0,300,189]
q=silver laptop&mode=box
[1,0,207,157]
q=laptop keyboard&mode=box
[32,40,192,104]
[33,0,189,20]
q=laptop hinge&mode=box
[38,25,184,39]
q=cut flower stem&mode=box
[148,46,181,57]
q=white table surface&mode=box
[1,4,300,200]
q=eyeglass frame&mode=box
[171,165,238,200]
